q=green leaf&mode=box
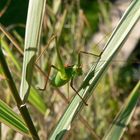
[0,36,39,139]
[0,99,29,135]
[28,87,49,115]
[49,1,140,139]
[1,38,21,71]
[103,81,140,140]
[0,23,48,116]
[19,0,47,102]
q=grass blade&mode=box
[103,81,140,140]
[28,87,48,115]
[0,99,29,135]
[0,26,48,115]
[1,38,21,71]
[19,0,46,102]
[0,41,39,139]
[49,1,140,139]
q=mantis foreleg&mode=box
[37,64,60,91]
[78,49,107,74]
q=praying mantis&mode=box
[0,23,139,106]
[0,23,107,105]
[36,30,140,106]
[36,34,107,106]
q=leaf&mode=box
[19,0,47,102]
[0,99,29,135]
[0,35,39,139]
[1,38,21,71]
[103,81,140,140]
[0,26,48,115]
[28,87,49,115]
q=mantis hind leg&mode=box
[36,64,52,91]
[70,78,88,106]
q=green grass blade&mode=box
[0,40,39,139]
[1,38,21,71]
[19,0,46,102]
[49,1,140,139]
[103,81,140,140]
[0,99,29,135]
[28,87,49,115]
[0,24,48,115]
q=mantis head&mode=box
[72,65,83,77]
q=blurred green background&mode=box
[0,0,140,140]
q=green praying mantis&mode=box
[36,32,140,106]
[36,34,107,106]
[0,23,139,106]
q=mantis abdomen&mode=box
[51,67,73,87]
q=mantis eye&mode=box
[73,65,82,76]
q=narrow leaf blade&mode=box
[103,81,140,140]
[0,99,29,135]
[19,0,46,101]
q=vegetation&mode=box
[0,0,140,140]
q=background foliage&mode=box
[0,0,140,140]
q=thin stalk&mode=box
[0,123,1,140]
[0,0,12,17]
[0,45,39,140]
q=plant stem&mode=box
[0,123,1,140]
[0,45,39,140]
